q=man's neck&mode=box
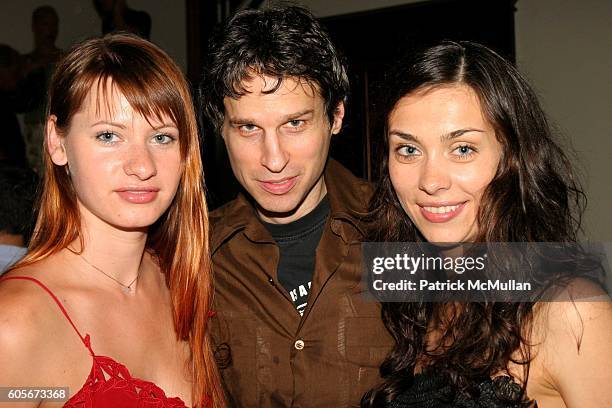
[31,44,60,60]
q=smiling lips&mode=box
[115,187,160,204]
[419,202,466,223]
[259,176,298,195]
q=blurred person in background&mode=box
[19,5,63,173]
[0,44,27,167]
[0,165,37,273]
[93,0,151,39]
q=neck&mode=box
[72,209,149,288]
[33,42,58,56]
[438,244,465,259]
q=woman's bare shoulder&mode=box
[530,278,612,407]
[0,264,70,383]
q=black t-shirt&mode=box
[262,196,330,316]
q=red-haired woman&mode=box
[0,34,224,407]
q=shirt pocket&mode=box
[343,316,394,405]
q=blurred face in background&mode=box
[387,84,502,243]
[32,8,59,47]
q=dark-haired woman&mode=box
[363,41,612,407]
[0,34,224,407]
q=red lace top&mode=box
[1,276,189,408]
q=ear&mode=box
[330,102,345,135]
[46,115,68,166]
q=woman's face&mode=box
[388,84,502,243]
[48,81,183,232]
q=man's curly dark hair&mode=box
[199,4,349,136]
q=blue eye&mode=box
[395,144,421,162]
[397,145,419,155]
[454,144,476,158]
[96,131,119,144]
[288,120,304,127]
[152,134,174,144]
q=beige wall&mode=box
[129,0,186,71]
[515,0,612,240]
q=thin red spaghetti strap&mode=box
[0,276,94,355]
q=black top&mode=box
[387,371,536,408]
[262,196,330,316]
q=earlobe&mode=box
[331,102,345,135]
[46,115,68,166]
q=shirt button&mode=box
[294,339,305,350]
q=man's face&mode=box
[222,75,344,224]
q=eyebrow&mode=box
[91,121,177,130]
[228,109,314,126]
[151,123,178,130]
[443,128,485,140]
[388,128,485,143]
[388,130,418,143]
[91,120,127,129]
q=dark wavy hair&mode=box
[198,4,349,135]
[362,41,587,406]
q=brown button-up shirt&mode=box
[210,160,394,407]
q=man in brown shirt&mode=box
[200,5,393,407]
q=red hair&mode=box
[12,34,224,407]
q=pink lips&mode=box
[419,202,466,223]
[115,187,160,204]
[259,176,298,195]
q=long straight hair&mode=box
[11,34,224,407]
